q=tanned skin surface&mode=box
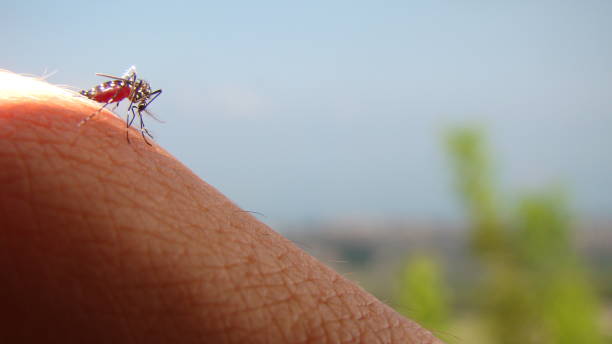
[0,70,443,344]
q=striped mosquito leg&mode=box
[78,102,111,127]
[77,101,122,127]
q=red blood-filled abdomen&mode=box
[91,85,131,103]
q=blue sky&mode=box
[2,2,612,228]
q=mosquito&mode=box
[78,66,162,145]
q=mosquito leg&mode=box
[127,104,138,128]
[139,107,154,140]
[125,83,141,130]
[126,106,139,144]
[141,130,152,145]
[138,110,152,146]
[78,102,112,127]
[141,89,162,111]
[119,73,139,144]
[144,128,154,139]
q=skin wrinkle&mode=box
[322,299,356,342]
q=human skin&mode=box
[0,70,442,343]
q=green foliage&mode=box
[395,126,605,344]
[542,270,604,344]
[445,127,605,343]
[397,255,451,331]
[446,127,504,254]
[515,192,572,268]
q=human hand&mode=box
[0,70,442,344]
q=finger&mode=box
[0,70,442,344]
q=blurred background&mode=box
[3,1,611,342]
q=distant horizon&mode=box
[269,212,612,233]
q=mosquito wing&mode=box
[142,109,165,123]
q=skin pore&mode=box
[0,70,442,343]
